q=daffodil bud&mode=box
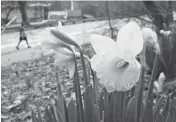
[50,28,82,50]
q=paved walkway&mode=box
[1,19,127,66]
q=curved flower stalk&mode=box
[42,27,90,84]
[90,22,143,92]
[42,27,74,52]
[47,27,89,86]
[42,28,80,78]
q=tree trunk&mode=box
[143,1,165,32]
[18,1,29,25]
[43,6,49,20]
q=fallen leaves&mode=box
[1,54,87,122]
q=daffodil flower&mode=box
[42,27,80,78]
[42,27,74,52]
[142,27,160,53]
[154,72,165,93]
[90,22,143,92]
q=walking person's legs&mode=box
[25,37,31,48]
[16,37,22,50]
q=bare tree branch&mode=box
[105,1,114,39]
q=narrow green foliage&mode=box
[165,112,171,122]
[153,97,164,120]
[162,97,170,119]
[37,106,43,122]
[73,54,84,122]
[68,100,77,122]
[143,102,154,122]
[125,95,131,107]
[169,106,176,122]
[80,51,89,86]
[55,73,66,122]
[146,54,160,102]
[84,85,94,122]
[91,68,99,105]
[53,105,59,122]
[137,65,145,122]
[155,113,164,122]
[45,107,55,122]
[107,93,113,122]
[93,104,101,122]
[124,96,136,122]
[170,99,176,107]
[32,110,39,122]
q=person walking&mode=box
[16,23,31,50]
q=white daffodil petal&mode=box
[116,22,143,58]
[142,27,160,53]
[90,34,117,55]
[142,27,157,43]
[104,85,117,93]
[67,62,75,78]
[90,54,103,72]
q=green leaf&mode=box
[170,99,176,107]
[93,104,101,122]
[153,97,164,120]
[165,112,171,122]
[50,105,57,122]
[125,95,131,107]
[155,113,164,122]
[53,105,59,122]
[64,100,69,122]
[124,96,136,122]
[37,106,43,122]
[137,65,145,122]
[162,97,170,119]
[169,106,176,122]
[119,92,125,122]
[73,56,84,122]
[68,100,77,122]
[32,110,39,122]
[143,102,154,122]
[107,93,113,122]
[146,54,160,103]
[55,84,66,122]
[98,93,108,121]
[84,85,94,122]
[45,107,54,122]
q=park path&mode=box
[1,19,129,66]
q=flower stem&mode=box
[78,47,89,87]
[73,54,84,122]
[146,53,160,102]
